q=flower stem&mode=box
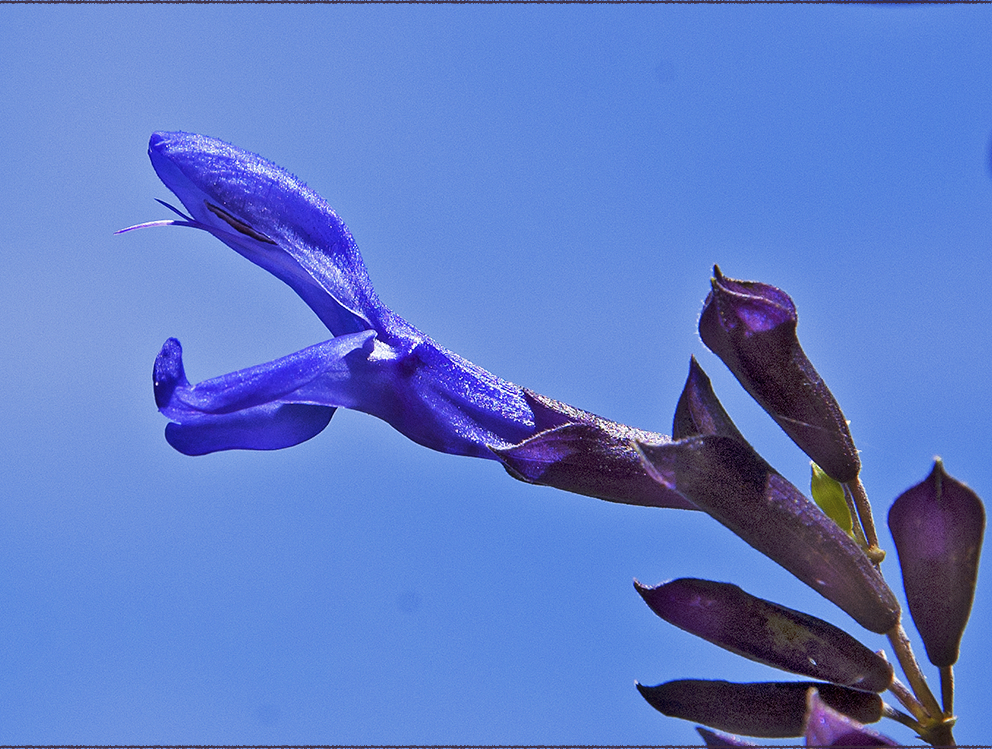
[887,621,944,722]
[887,673,930,723]
[842,482,870,549]
[940,665,954,716]
[847,477,885,564]
[882,700,923,732]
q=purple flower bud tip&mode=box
[704,267,795,335]
[698,266,859,483]
[672,357,748,443]
[888,459,985,667]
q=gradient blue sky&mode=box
[3,6,992,745]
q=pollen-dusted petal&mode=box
[635,579,892,691]
[888,460,985,667]
[803,689,898,746]
[635,679,882,738]
[637,436,899,633]
[698,267,859,483]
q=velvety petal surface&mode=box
[803,689,898,746]
[888,459,985,667]
[635,578,892,691]
[635,679,882,738]
[354,335,537,458]
[637,436,899,633]
[492,390,697,510]
[698,267,859,482]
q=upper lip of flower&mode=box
[144,134,279,248]
[138,130,385,338]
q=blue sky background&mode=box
[3,6,992,745]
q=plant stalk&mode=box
[887,621,944,722]
[847,477,885,564]
[881,701,923,732]
[887,674,929,724]
[940,665,954,716]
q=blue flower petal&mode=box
[153,332,377,455]
[148,131,387,337]
[165,404,334,456]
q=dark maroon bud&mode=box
[698,267,859,482]
[888,459,985,667]
[492,390,697,510]
[635,679,882,738]
[637,435,899,633]
[635,578,892,691]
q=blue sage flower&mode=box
[132,132,539,458]
[124,132,691,508]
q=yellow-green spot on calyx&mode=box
[765,612,815,652]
